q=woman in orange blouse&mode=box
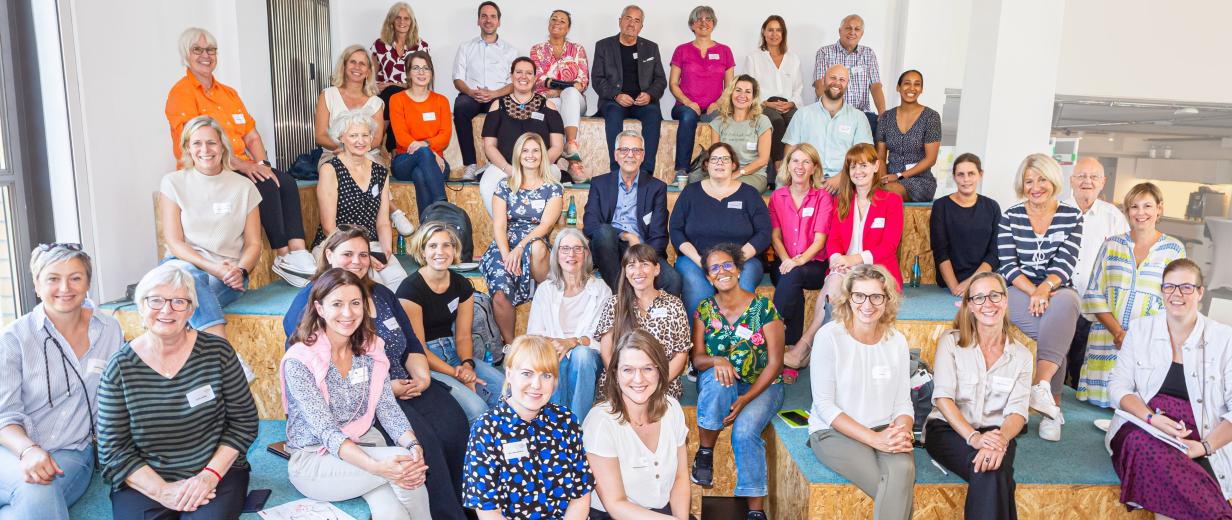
[389,51,452,216]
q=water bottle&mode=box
[911,255,921,288]
[396,235,406,255]
[566,195,577,226]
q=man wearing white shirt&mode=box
[453,1,518,179]
[1063,157,1129,388]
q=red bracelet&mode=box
[202,467,222,481]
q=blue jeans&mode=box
[598,100,662,174]
[392,147,449,215]
[0,446,94,520]
[161,258,245,330]
[676,256,763,317]
[425,337,504,423]
[670,104,701,171]
[550,347,602,420]
[696,368,784,497]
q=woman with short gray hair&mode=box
[526,228,612,416]
[0,244,123,520]
[313,108,407,291]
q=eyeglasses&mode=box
[616,147,645,156]
[1162,283,1201,295]
[36,242,82,252]
[1071,173,1104,182]
[708,156,733,164]
[557,245,586,255]
[850,292,887,306]
[409,65,431,73]
[190,46,218,56]
[967,291,1006,306]
[145,296,193,312]
[707,261,736,274]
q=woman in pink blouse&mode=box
[529,10,589,181]
[669,5,735,179]
[371,2,430,151]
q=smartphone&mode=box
[242,489,272,513]
[266,441,290,460]
[778,409,810,428]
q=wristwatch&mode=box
[895,172,903,179]
[460,359,477,369]
[258,160,272,168]
[239,267,250,281]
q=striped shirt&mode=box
[97,332,257,491]
[996,202,1084,286]
[0,301,123,452]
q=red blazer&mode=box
[824,190,905,289]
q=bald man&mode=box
[813,14,885,133]
[782,64,873,193]
[1062,157,1129,389]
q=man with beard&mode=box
[452,1,518,180]
[783,64,873,193]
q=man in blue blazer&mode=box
[583,130,682,296]
[591,5,667,175]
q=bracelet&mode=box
[460,359,476,369]
[1203,440,1214,457]
[18,444,40,460]
[1146,413,1154,425]
[403,439,421,451]
[965,431,980,446]
[201,466,222,481]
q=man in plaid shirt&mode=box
[812,14,885,133]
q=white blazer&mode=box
[1106,313,1232,498]
[525,276,612,352]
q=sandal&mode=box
[781,341,813,384]
[562,140,582,163]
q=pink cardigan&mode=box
[281,332,390,446]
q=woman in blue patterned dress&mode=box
[480,132,565,349]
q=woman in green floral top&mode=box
[689,243,785,520]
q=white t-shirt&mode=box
[160,168,262,264]
[808,321,914,433]
[582,396,688,512]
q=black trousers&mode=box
[924,421,1018,520]
[761,102,797,171]
[375,381,470,520]
[452,94,496,166]
[111,467,249,519]
[588,223,682,297]
[769,260,826,345]
[1065,316,1092,389]
[378,85,407,152]
[246,169,305,250]
[589,504,672,519]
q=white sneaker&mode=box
[1040,410,1064,441]
[282,250,317,276]
[391,209,415,236]
[460,164,480,182]
[271,260,311,287]
[1029,381,1061,420]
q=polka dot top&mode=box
[313,157,387,248]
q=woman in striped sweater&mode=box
[995,154,1084,443]
[97,263,258,519]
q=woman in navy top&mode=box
[930,153,1000,296]
[670,142,772,315]
[282,224,470,520]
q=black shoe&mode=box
[747,511,768,520]
[691,448,714,487]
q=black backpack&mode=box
[419,201,475,262]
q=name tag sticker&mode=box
[383,317,400,330]
[632,52,638,59]
[734,325,754,340]
[727,201,743,210]
[422,111,437,121]
[745,141,757,151]
[348,367,368,385]
[186,384,216,408]
[643,212,653,225]
[871,217,886,229]
[371,184,381,198]
[502,440,530,461]
[87,358,107,376]
[871,365,892,380]
[991,376,1015,392]
[232,113,246,125]
[801,207,815,217]
[447,297,460,313]
[530,112,545,121]
[838,124,853,134]
[904,162,918,171]
[212,202,232,215]
[649,307,670,319]
[531,199,546,211]
[708,53,720,60]
[850,66,863,75]
[1049,231,1066,242]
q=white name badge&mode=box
[727,201,743,210]
[991,375,1015,392]
[632,52,638,59]
[531,199,546,211]
[649,307,670,319]
[871,217,886,229]
[850,66,863,76]
[871,365,892,380]
[447,297,460,313]
[348,367,368,385]
[801,207,815,218]
[643,212,653,225]
[530,112,545,121]
[383,317,400,330]
[232,113,246,125]
[708,53,720,60]
[904,162,918,171]
[502,440,530,461]
[212,202,232,215]
[745,141,757,151]
[422,111,437,121]
[838,124,853,134]
[1049,231,1066,242]
[371,184,381,198]
[186,384,216,408]
[734,325,754,340]
[87,358,107,376]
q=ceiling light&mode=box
[1174,107,1200,116]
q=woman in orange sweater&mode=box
[390,51,452,215]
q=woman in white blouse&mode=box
[924,272,1031,519]
[1105,259,1232,518]
[583,329,690,519]
[808,263,915,520]
[744,15,803,172]
[527,228,612,418]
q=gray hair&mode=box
[178,115,235,171]
[328,109,379,150]
[30,244,92,283]
[615,129,645,150]
[688,5,716,27]
[178,27,218,66]
[549,228,594,287]
[134,263,199,314]
[621,5,643,19]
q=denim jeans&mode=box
[676,256,763,317]
[161,258,245,330]
[550,346,601,420]
[391,147,449,216]
[670,104,702,171]
[696,368,784,497]
[0,446,94,520]
[598,100,662,174]
[587,223,682,297]
[425,337,505,423]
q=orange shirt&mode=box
[165,68,256,162]
[388,90,452,155]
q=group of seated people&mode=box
[2,3,1230,520]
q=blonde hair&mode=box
[953,272,1012,349]
[1122,182,1164,214]
[379,2,421,50]
[178,116,235,171]
[409,221,461,266]
[503,335,560,396]
[177,27,217,66]
[715,74,763,121]
[330,44,378,96]
[1013,154,1063,200]
[831,264,901,340]
[775,143,823,188]
[507,133,560,195]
